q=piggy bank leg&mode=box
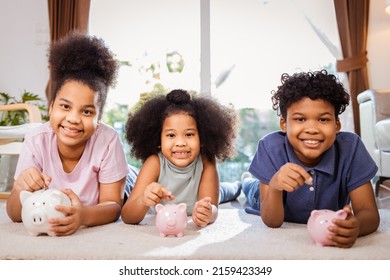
[176,232,184,237]
[28,231,40,237]
[160,233,167,237]
[47,231,57,237]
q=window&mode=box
[89,0,341,181]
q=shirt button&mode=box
[309,186,314,191]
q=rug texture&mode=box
[1,199,389,260]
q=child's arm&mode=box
[121,155,174,224]
[260,162,312,228]
[328,182,380,248]
[48,177,126,236]
[6,167,51,222]
[192,156,219,227]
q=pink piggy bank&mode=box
[155,203,187,237]
[20,189,71,236]
[307,209,347,246]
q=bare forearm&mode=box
[121,197,150,224]
[81,201,121,227]
[355,208,380,237]
[6,189,23,222]
[260,188,284,228]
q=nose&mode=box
[65,110,81,124]
[304,120,319,134]
[167,216,176,226]
[175,136,187,147]
[31,213,45,225]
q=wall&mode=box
[0,0,389,104]
[367,0,390,89]
[0,0,49,101]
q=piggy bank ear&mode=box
[310,210,320,219]
[20,191,32,205]
[336,209,348,220]
[49,191,64,205]
[177,203,187,212]
[155,204,164,213]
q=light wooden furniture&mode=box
[0,103,42,199]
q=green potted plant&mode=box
[0,90,48,195]
[0,90,48,126]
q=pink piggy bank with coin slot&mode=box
[307,209,347,246]
[155,203,187,237]
[20,189,71,236]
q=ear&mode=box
[310,210,320,219]
[20,191,32,205]
[336,209,347,220]
[279,116,287,132]
[155,204,164,213]
[49,191,64,205]
[48,101,54,115]
[178,203,187,212]
[335,118,341,132]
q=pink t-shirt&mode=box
[14,122,129,206]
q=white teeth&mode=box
[64,127,80,133]
[304,140,319,144]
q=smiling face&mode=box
[160,112,201,168]
[280,97,341,167]
[49,80,99,156]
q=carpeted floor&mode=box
[1,195,390,260]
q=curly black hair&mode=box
[48,31,119,120]
[125,89,238,163]
[271,70,350,119]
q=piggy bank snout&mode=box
[166,215,176,226]
[31,212,46,225]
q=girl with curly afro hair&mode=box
[121,89,240,227]
[7,32,129,236]
[242,70,379,248]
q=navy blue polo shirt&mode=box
[249,131,378,224]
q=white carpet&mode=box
[1,197,390,260]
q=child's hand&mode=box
[13,167,51,192]
[49,189,82,236]
[270,163,312,192]
[327,205,360,248]
[142,182,175,207]
[192,197,213,227]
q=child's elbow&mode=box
[369,208,380,233]
[6,205,22,223]
[120,212,142,225]
[370,211,380,234]
[261,216,283,228]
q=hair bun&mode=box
[49,31,118,87]
[166,89,191,104]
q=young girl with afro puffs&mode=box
[242,70,379,248]
[121,89,240,227]
[6,32,129,236]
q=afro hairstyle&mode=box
[125,89,238,163]
[271,70,350,119]
[48,31,118,119]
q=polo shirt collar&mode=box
[285,138,335,176]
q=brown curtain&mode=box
[46,0,91,103]
[334,0,370,136]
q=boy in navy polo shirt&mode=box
[243,70,379,248]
